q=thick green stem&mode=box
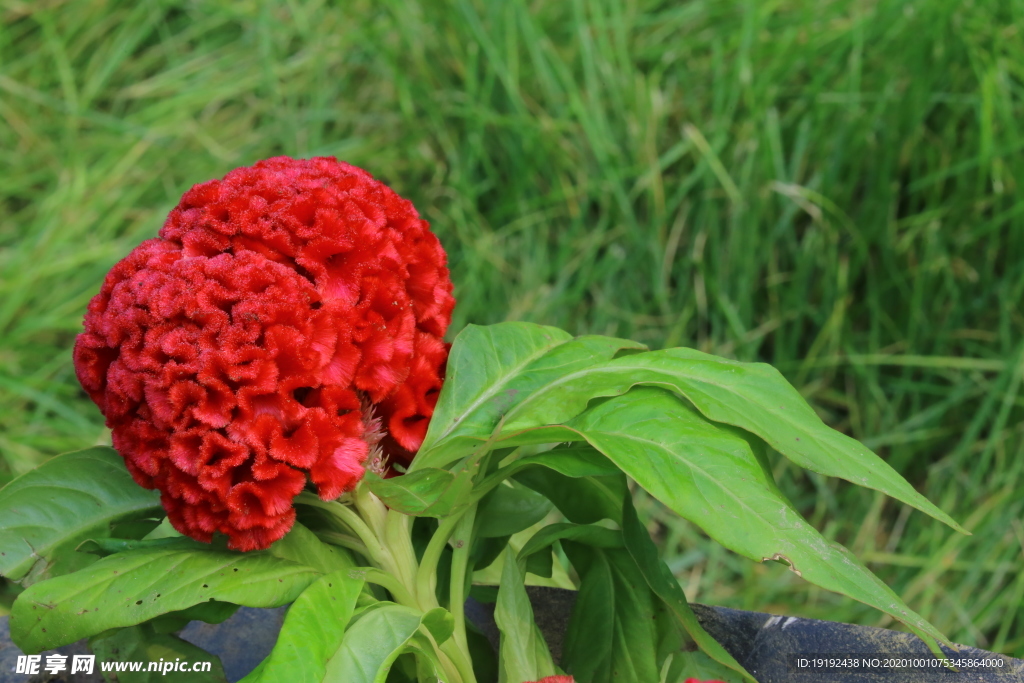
[384,509,428,607]
[302,488,479,683]
[355,567,419,610]
[315,530,369,557]
[448,504,477,656]
[353,485,389,538]
[296,493,390,568]
[415,513,463,604]
[440,638,477,683]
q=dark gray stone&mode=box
[1,607,286,683]
[689,604,1024,683]
[463,586,579,666]
[178,606,287,683]
[3,590,1023,682]
[0,617,103,683]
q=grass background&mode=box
[1,0,1022,656]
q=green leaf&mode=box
[518,523,624,559]
[322,603,426,683]
[240,569,364,683]
[416,323,644,469]
[561,549,614,682]
[502,347,966,533]
[665,650,747,683]
[561,544,661,683]
[503,444,621,479]
[515,468,627,525]
[620,496,755,683]
[420,607,455,646]
[564,387,953,649]
[10,522,341,653]
[494,546,556,683]
[476,481,553,538]
[466,624,500,683]
[471,444,627,525]
[77,536,199,557]
[90,623,228,683]
[517,523,668,682]
[148,600,240,634]
[402,633,450,682]
[363,469,466,517]
[0,446,163,584]
[418,322,572,463]
[267,519,356,574]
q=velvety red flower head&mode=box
[74,157,455,551]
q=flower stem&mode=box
[384,509,426,607]
[304,488,479,683]
[415,513,463,605]
[448,504,477,656]
[315,530,369,557]
[296,493,390,569]
[355,567,419,610]
[440,638,477,683]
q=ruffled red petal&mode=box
[74,157,454,550]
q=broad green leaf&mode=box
[403,633,450,682]
[476,481,553,538]
[77,536,199,557]
[561,545,661,683]
[518,523,624,559]
[561,549,615,682]
[267,519,356,573]
[110,518,163,539]
[0,446,163,584]
[502,444,621,479]
[322,603,425,683]
[90,623,227,683]
[10,523,341,653]
[240,569,364,683]
[666,650,747,683]
[515,468,627,525]
[494,546,556,683]
[502,347,966,533]
[492,444,627,525]
[420,606,455,645]
[417,322,573,465]
[621,497,755,683]
[415,323,644,469]
[467,623,500,683]
[564,387,952,650]
[363,469,465,516]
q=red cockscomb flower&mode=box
[74,157,455,551]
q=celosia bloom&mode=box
[74,157,455,551]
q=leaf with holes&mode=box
[560,387,953,651]
[240,569,364,683]
[501,346,965,533]
[10,522,346,653]
[0,447,163,585]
